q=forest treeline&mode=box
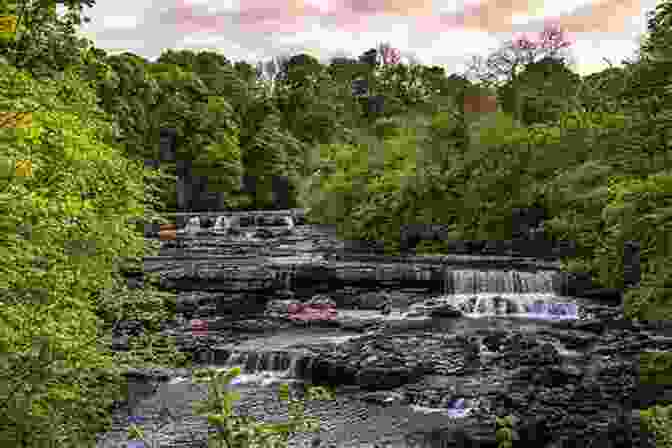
[0,0,671,446]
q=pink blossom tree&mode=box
[377,42,401,66]
[464,22,574,121]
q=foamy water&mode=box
[415,293,580,320]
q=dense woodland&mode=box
[0,0,671,446]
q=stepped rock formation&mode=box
[100,213,666,448]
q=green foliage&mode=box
[0,0,96,79]
[0,62,150,447]
[641,0,672,62]
[1,2,671,444]
[179,367,336,448]
[495,415,519,448]
[499,57,581,126]
[640,404,672,448]
[639,351,672,385]
[602,171,672,319]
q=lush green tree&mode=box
[147,61,239,159]
[499,56,581,125]
[0,0,96,79]
[92,52,161,162]
[276,52,323,90]
[0,62,161,447]
[602,171,672,321]
[641,0,672,62]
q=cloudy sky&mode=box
[71,0,657,77]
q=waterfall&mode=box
[425,292,579,319]
[443,269,557,295]
[430,268,578,319]
[224,349,309,378]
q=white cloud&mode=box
[70,0,650,78]
[187,0,241,13]
[432,0,467,14]
[101,16,139,29]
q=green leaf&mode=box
[278,383,290,402]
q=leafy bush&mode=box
[189,366,335,448]
[640,404,672,448]
[0,62,159,446]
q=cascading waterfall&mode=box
[443,269,557,295]
[223,349,311,379]
[422,292,578,319]
[434,269,578,319]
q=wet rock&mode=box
[176,291,267,321]
[110,215,672,448]
[429,303,462,317]
[199,216,215,228]
[360,390,408,406]
[112,319,146,338]
[159,265,278,291]
[356,291,391,310]
[229,319,287,333]
[571,319,606,335]
[516,416,553,447]
[110,335,131,351]
[125,273,144,290]
[265,299,303,319]
[512,365,583,388]
[329,287,366,308]
[538,329,597,350]
[344,239,387,254]
[523,343,562,366]
[355,365,425,390]
[405,309,427,318]
[306,294,337,308]
[337,318,382,333]
[481,330,508,352]
[254,228,275,239]
[383,317,434,332]
[578,287,623,304]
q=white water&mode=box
[416,292,579,320]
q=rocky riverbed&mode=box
[97,212,672,448]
